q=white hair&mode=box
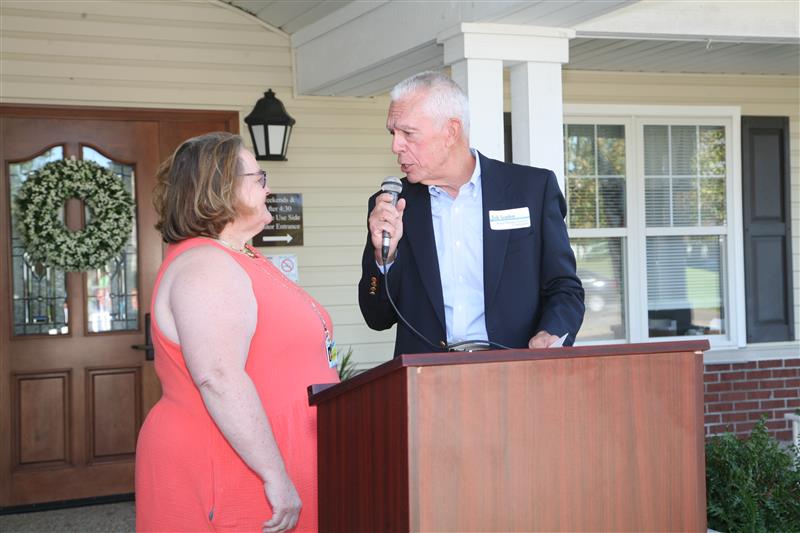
[390,71,470,140]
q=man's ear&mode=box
[445,118,463,147]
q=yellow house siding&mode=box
[0,1,290,107]
[0,0,399,368]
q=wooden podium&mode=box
[309,341,708,532]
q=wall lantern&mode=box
[244,89,296,161]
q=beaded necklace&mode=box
[213,237,337,368]
[216,237,257,258]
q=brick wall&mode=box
[704,358,800,442]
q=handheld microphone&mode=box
[380,176,403,264]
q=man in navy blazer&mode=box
[359,71,584,357]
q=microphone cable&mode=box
[381,254,442,352]
[380,255,513,352]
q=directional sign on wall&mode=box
[255,193,303,247]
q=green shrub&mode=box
[706,417,800,532]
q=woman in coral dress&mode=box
[135,132,339,532]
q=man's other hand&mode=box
[528,330,558,349]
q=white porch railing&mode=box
[784,412,800,448]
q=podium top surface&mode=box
[308,339,709,406]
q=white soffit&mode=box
[224,1,355,34]
[570,1,799,76]
[225,1,799,95]
[568,38,799,76]
[289,0,631,96]
[573,0,799,43]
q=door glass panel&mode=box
[9,147,69,336]
[82,147,139,333]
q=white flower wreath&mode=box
[15,157,134,272]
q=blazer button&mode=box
[370,276,377,284]
[369,289,376,296]
[439,340,447,348]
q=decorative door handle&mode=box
[132,312,154,361]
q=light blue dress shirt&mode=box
[429,150,488,343]
[380,150,488,344]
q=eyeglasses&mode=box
[241,170,268,189]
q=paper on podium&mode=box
[549,333,569,348]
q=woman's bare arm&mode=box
[168,247,300,532]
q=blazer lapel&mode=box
[402,182,446,331]
[480,154,513,313]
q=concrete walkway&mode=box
[0,501,134,532]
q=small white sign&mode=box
[266,253,299,283]
[489,207,531,231]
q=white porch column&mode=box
[510,61,566,188]
[438,23,575,189]
[450,59,504,161]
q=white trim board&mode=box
[704,341,800,364]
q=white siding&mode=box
[0,0,399,368]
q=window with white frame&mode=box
[564,110,738,347]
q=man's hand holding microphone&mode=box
[369,177,405,265]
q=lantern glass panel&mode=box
[268,125,286,156]
[250,124,266,157]
[282,127,293,157]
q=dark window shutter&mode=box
[741,116,794,342]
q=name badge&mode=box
[326,335,338,369]
[489,207,531,231]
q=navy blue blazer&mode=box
[359,153,585,357]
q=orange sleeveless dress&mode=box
[135,237,339,532]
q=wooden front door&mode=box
[0,105,238,507]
